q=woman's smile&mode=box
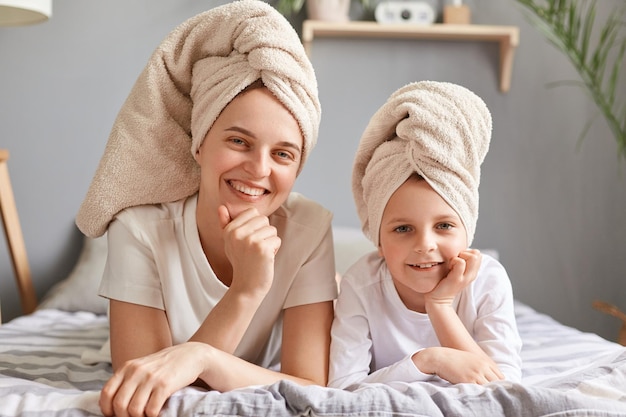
[227,179,268,197]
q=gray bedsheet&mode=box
[1,303,625,416]
[164,377,626,417]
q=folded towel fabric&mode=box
[76,0,320,238]
[352,81,492,247]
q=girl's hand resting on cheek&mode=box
[424,249,482,309]
[218,205,281,296]
[412,347,504,385]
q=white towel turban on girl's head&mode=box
[75,0,320,238]
[352,81,492,248]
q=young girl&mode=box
[329,81,522,389]
[75,2,337,416]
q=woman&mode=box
[75,2,337,417]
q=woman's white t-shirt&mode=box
[99,192,338,369]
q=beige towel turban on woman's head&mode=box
[352,81,492,248]
[75,0,320,238]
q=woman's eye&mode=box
[437,223,453,230]
[394,225,411,233]
[230,137,246,146]
[275,150,295,161]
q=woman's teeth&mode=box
[230,181,265,196]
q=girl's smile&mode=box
[408,261,444,270]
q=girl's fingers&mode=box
[459,249,482,273]
[456,249,481,283]
[447,256,466,283]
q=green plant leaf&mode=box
[513,0,626,160]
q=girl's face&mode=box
[196,87,303,221]
[377,176,468,310]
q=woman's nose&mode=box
[244,151,271,178]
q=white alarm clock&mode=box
[374,1,436,25]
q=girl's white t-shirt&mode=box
[329,252,522,388]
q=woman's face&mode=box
[196,87,303,220]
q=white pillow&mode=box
[38,233,108,315]
[332,226,377,276]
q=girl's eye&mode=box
[230,137,246,146]
[394,225,411,233]
[437,223,453,230]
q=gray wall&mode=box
[1,0,624,343]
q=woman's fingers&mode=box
[218,205,232,229]
[221,207,279,254]
[102,366,150,417]
[100,350,198,417]
[142,383,171,417]
[218,206,280,293]
[126,378,164,417]
[105,380,165,417]
[99,372,125,416]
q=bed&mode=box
[1,227,625,417]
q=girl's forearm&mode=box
[425,303,488,358]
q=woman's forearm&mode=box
[198,345,316,391]
[190,286,267,354]
[109,300,173,370]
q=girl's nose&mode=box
[414,231,436,253]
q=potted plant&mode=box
[514,0,626,345]
[275,0,370,22]
[513,0,626,160]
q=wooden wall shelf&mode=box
[302,20,520,93]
